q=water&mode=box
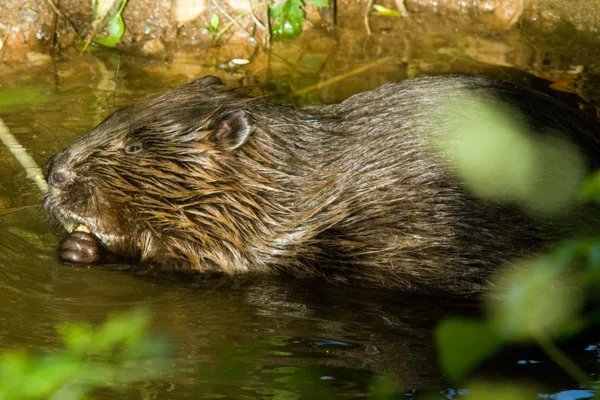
[1,10,600,398]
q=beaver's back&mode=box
[288,76,600,292]
[43,75,600,295]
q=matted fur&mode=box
[43,75,600,295]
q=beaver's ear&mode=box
[191,75,223,87]
[207,109,253,150]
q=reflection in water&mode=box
[1,198,599,398]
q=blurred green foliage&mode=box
[463,381,540,400]
[0,309,168,400]
[434,90,600,396]
[432,93,585,216]
[0,310,404,399]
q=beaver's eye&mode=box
[124,142,144,155]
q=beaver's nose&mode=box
[48,168,71,187]
[44,154,72,188]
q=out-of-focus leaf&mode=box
[368,375,402,400]
[435,318,503,383]
[0,309,168,399]
[305,0,329,7]
[21,356,79,398]
[431,91,585,216]
[579,169,600,203]
[488,258,584,341]
[371,5,401,17]
[56,323,95,354]
[464,381,540,400]
[94,308,149,353]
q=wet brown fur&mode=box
[43,75,600,295]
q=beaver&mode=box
[42,75,600,295]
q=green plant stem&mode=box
[533,329,590,385]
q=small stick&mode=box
[394,0,409,17]
[364,0,373,35]
[211,0,252,38]
[44,0,83,41]
[247,0,266,32]
[0,118,48,194]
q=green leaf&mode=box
[371,5,401,17]
[431,92,584,216]
[93,0,128,48]
[435,318,503,383]
[464,381,540,400]
[270,0,305,40]
[93,308,150,354]
[579,169,600,203]
[22,356,79,398]
[56,323,95,354]
[488,258,583,341]
[305,0,329,7]
[368,375,402,400]
[0,309,168,399]
[210,13,220,30]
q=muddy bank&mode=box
[1,0,600,110]
[2,0,599,60]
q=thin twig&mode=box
[264,2,271,49]
[211,0,252,38]
[44,0,83,41]
[0,33,8,53]
[214,3,264,42]
[81,19,104,53]
[293,56,393,96]
[394,0,409,17]
[364,0,373,35]
[0,118,48,194]
[215,12,247,41]
[247,0,266,32]
[112,55,121,111]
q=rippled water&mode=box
[2,18,600,398]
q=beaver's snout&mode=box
[43,153,72,189]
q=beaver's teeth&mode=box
[74,224,91,233]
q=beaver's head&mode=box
[42,76,266,271]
